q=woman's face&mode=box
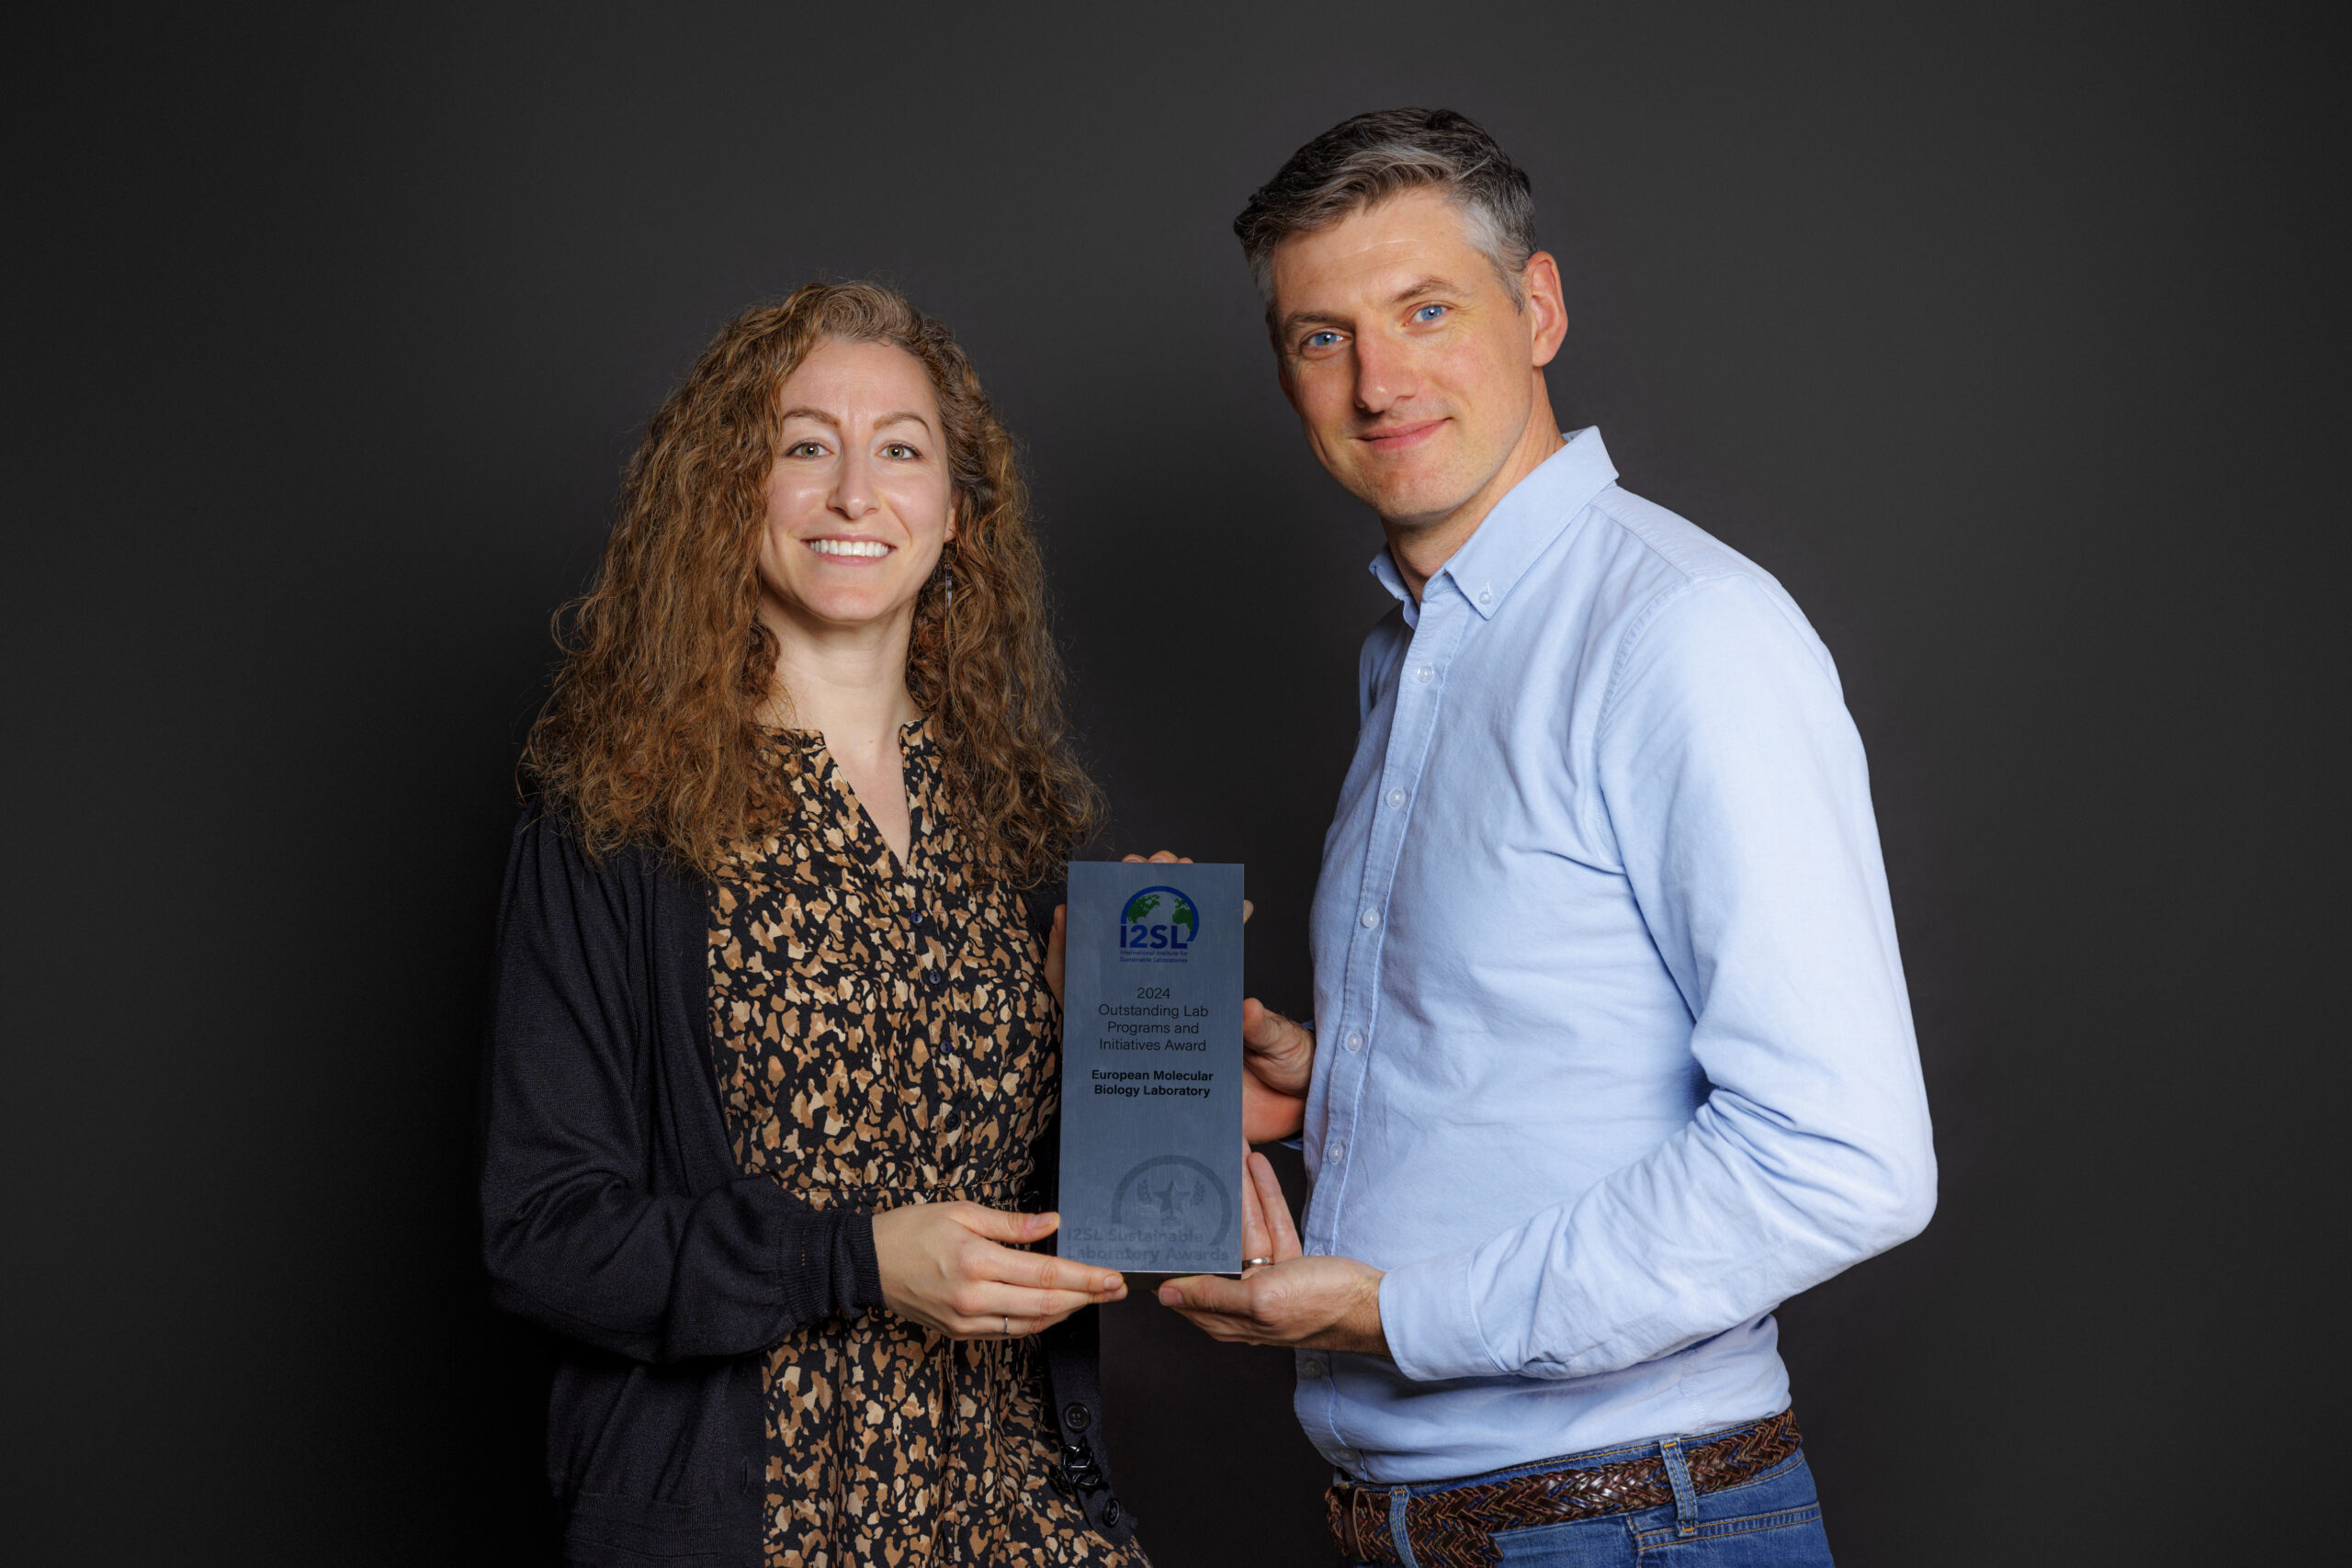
[756,337,955,637]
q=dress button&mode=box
[1415,665,1434,683]
[1345,1030,1364,1052]
[925,966,946,987]
[1385,789,1405,808]
[1063,1402,1091,1431]
[1360,908,1380,929]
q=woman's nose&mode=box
[831,447,876,517]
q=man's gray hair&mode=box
[1233,107,1538,307]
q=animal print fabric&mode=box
[707,719,1147,1568]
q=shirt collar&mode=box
[1364,427,1619,621]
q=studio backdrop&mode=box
[5,4,2335,1564]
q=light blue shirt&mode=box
[1296,427,1936,1483]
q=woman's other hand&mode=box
[1045,905,1066,1008]
[872,1204,1125,1338]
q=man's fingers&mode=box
[1157,1273,1256,1315]
[1242,998,1301,1048]
[1241,1153,1273,1267]
[1248,1151,1304,1260]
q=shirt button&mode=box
[1385,788,1405,808]
[1360,908,1380,929]
[1345,1030,1364,1052]
[1333,1448,1358,1467]
[1479,587,1493,604]
[1299,1356,1326,1379]
[1415,665,1434,683]
[1327,1138,1346,1162]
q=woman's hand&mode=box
[872,1203,1125,1338]
[1045,905,1066,1008]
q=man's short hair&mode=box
[1233,107,1539,307]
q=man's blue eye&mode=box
[1306,332,1341,350]
[1414,304,1447,322]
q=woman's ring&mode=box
[1003,1316,1012,1337]
[1245,1257,1275,1269]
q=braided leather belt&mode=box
[1328,1409,1802,1568]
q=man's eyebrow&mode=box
[1389,275,1470,305]
[1275,308,1351,339]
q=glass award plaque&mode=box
[1055,861,1244,1275]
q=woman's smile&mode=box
[806,536,895,560]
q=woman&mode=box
[481,282,1147,1567]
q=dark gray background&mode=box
[5,3,2337,1563]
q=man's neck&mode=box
[1381,389,1565,603]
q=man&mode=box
[1156,109,1935,1566]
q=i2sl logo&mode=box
[1119,886,1198,956]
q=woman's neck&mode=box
[758,602,923,751]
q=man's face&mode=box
[1267,188,1558,529]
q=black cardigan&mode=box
[480,812,1132,1565]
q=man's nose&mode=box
[831,446,876,517]
[1352,331,1414,414]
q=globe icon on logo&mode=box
[1119,885,1199,956]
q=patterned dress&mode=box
[707,718,1148,1568]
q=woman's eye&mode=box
[881,443,919,460]
[1413,304,1448,323]
[786,440,826,458]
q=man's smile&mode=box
[1356,417,1446,453]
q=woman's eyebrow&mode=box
[776,407,935,435]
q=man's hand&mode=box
[1241,998,1312,1144]
[1121,852,1309,1143]
[1158,1151,1388,1356]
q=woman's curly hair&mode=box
[522,281,1101,883]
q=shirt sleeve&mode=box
[478,813,882,1364]
[1379,573,1936,1383]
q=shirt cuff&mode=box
[1378,1244,1505,1382]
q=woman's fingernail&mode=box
[1159,1285,1182,1306]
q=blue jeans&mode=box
[1348,1440,1833,1567]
